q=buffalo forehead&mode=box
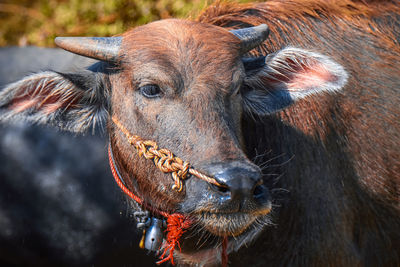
[120,19,242,93]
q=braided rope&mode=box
[111,116,225,192]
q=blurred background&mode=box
[0,0,253,47]
[0,0,250,266]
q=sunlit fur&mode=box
[0,68,109,133]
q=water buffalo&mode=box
[1,0,399,266]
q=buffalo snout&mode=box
[182,161,271,236]
[210,162,267,205]
[185,161,271,215]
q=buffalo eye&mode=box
[139,84,162,98]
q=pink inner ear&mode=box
[9,88,78,114]
[287,63,337,91]
[42,103,64,114]
[11,98,38,113]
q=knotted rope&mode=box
[111,116,225,192]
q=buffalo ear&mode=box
[242,47,348,115]
[0,63,109,133]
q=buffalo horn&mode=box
[230,24,270,53]
[55,37,122,62]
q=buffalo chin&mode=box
[176,209,272,266]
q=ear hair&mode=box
[242,47,348,116]
[0,67,109,133]
[245,47,348,98]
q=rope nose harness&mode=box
[111,116,225,192]
[109,116,229,266]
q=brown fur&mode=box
[193,0,400,266]
[198,0,400,54]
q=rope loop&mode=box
[178,161,190,179]
[112,116,225,192]
[156,156,173,173]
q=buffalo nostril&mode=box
[210,183,230,194]
[253,185,264,198]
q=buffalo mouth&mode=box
[174,206,272,266]
[192,204,272,237]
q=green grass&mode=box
[0,0,252,47]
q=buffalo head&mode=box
[0,19,347,264]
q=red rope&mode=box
[222,236,228,267]
[108,145,169,217]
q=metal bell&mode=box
[144,218,164,251]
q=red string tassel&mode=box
[157,214,192,265]
[221,236,228,267]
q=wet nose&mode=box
[205,161,268,204]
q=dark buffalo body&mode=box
[0,47,157,266]
[0,0,399,266]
